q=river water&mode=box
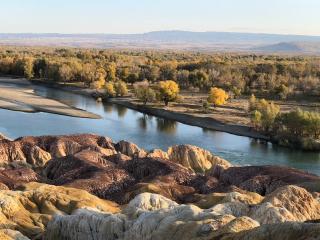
[0,83,319,175]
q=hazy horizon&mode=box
[1,0,319,36]
[1,30,320,37]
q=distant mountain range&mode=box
[0,31,320,54]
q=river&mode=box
[0,83,319,175]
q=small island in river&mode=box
[0,77,101,119]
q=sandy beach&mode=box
[0,77,101,119]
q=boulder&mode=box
[251,185,320,224]
[0,229,30,240]
[147,149,169,159]
[167,144,231,173]
[0,133,11,141]
[115,140,147,158]
[28,146,51,167]
[193,191,263,209]
[223,222,320,240]
[0,182,119,239]
[215,165,320,195]
[45,193,238,240]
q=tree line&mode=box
[249,96,320,150]
[0,47,320,99]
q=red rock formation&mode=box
[0,133,318,204]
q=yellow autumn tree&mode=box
[158,80,180,106]
[105,82,115,97]
[114,81,128,97]
[91,67,106,89]
[207,87,229,107]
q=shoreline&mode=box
[30,79,269,141]
[0,77,101,119]
[108,98,269,141]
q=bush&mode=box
[202,101,211,113]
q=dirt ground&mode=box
[128,89,320,128]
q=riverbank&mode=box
[28,79,269,141]
[109,98,269,140]
[0,77,101,119]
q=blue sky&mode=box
[1,0,319,35]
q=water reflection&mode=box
[0,82,319,175]
[156,118,177,135]
[138,115,148,131]
[115,105,128,118]
[103,104,113,113]
[137,114,154,131]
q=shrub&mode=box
[202,101,211,113]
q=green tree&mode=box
[189,70,209,89]
[251,110,262,129]
[250,98,280,132]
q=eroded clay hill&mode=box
[0,134,318,239]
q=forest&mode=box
[0,46,319,100]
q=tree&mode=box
[231,86,242,99]
[105,82,115,97]
[276,108,320,139]
[158,80,180,106]
[134,81,156,105]
[159,61,177,80]
[127,73,139,84]
[81,63,96,87]
[22,57,34,80]
[114,81,128,97]
[207,87,229,107]
[276,84,290,100]
[249,98,280,132]
[58,64,73,82]
[189,70,209,89]
[251,110,262,129]
[91,67,106,89]
[105,62,116,82]
[248,94,257,112]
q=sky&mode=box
[1,0,320,36]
